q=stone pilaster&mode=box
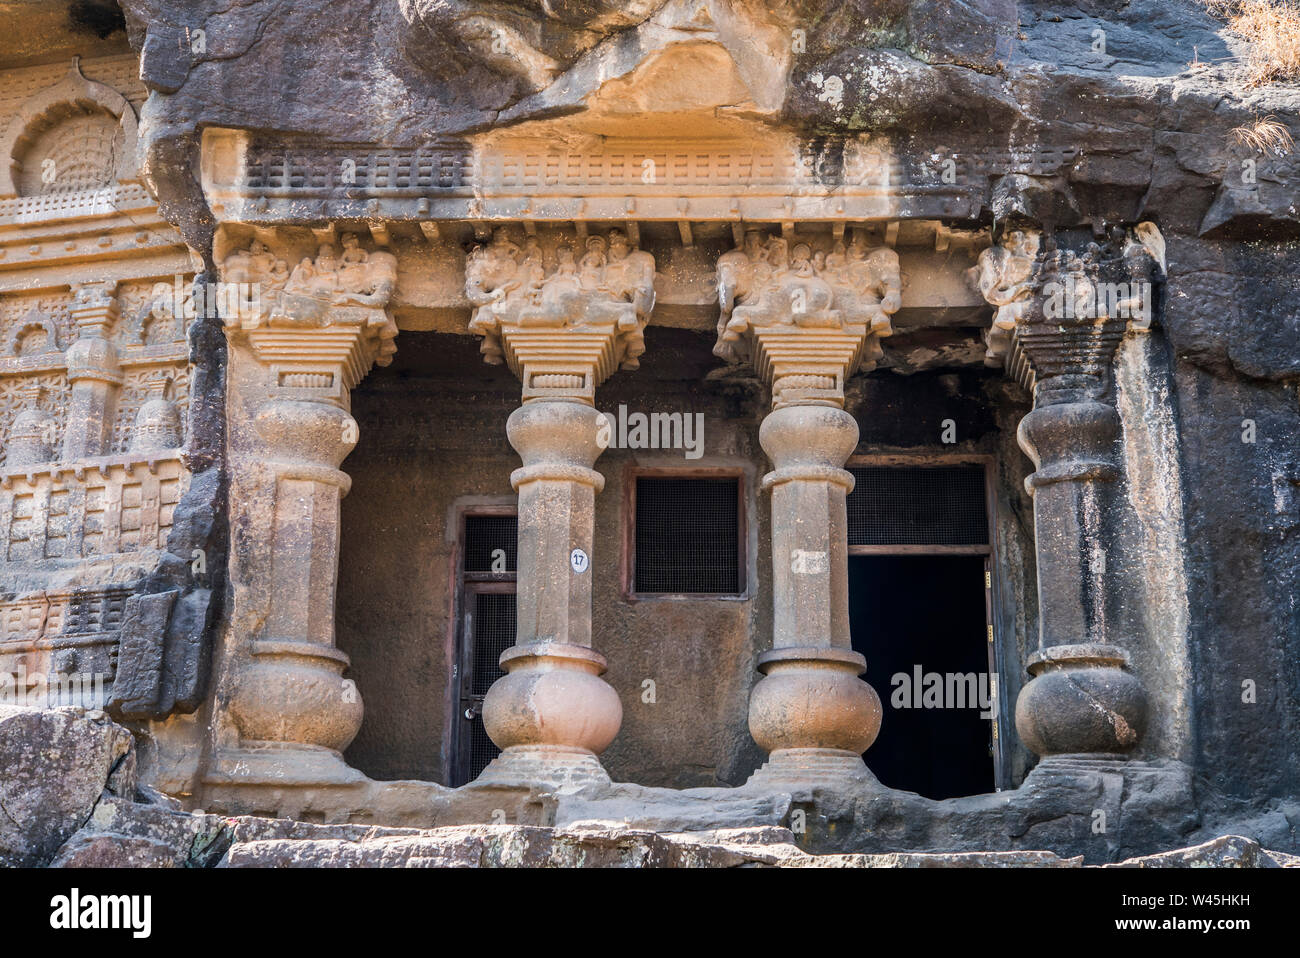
[205,233,398,801]
[714,228,900,786]
[466,227,654,790]
[976,229,1159,759]
[62,281,122,460]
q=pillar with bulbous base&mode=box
[707,229,901,789]
[464,227,655,791]
[1012,392,1148,756]
[746,402,882,787]
[203,233,400,814]
[978,236,1154,760]
[474,399,622,790]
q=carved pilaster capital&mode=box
[219,232,399,404]
[66,280,122,384]
[465,226,656,403]
[712,227,900,407]
[971,228,1041,369]
[974,225,1164,401]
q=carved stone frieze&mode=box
[713,228,900,406]
[466,226,655,402]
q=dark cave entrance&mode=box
[845,463,1001,800]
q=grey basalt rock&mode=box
[0,706,135,867]
[1104,833,1300,867]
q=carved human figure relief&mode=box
[971,229,1042,366]
[712,227,900,381]
[220,233,399,368]
[465,226,656,372]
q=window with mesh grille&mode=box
[633,476,742,594]
[463,515,518,573]
[846,466,988,546]
[467,591,514,779]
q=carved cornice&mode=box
[200,128,1080,227]
[712,228,900,407]
[466,226,656,402]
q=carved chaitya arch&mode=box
[0,57,139,198]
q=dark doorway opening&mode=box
[849,554,996,800]
[451,511,517,787]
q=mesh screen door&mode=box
[462,590,514,782]
[632,475,743,595]
[454,513,517,786]
[846,465,988,546]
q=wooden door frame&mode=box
[448,504,517,787]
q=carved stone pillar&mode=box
[976,229,1158,758]
[466,227,654,790]
[62,281,122,460]
[207,233,397,797]
[714,228,900,785]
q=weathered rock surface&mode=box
[5,710,1285,868]
[14,716,1292,867]
[52,805,1292,868]
[0,706,135,867]
[220,823,1086,868]
[1104,833,1300,868]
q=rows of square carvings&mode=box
[0,456,188,564]
[243,141,473,193]
[0,584,133,646]
[231,140,1079,199]
[0,183,154,224]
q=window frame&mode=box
[844,453,995,557]
[621,466,748,601]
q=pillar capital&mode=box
[974,224,1163,398]
[68,279,121,335]
[713,227,900,407]
[466,226,655,403]
[220,232,399,405]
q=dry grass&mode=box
[1231,115,1296,154]
[1207,0,1300,85]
